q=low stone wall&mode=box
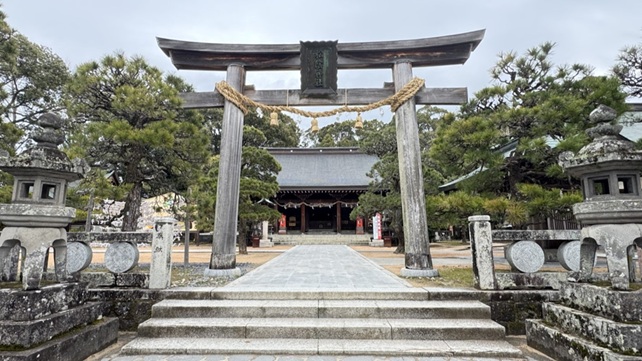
[89,288,166,331]
[427,288,559,335]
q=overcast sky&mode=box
[3,1,642,125]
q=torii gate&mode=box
[158,29,484,277]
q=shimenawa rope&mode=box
[214,77,425,118]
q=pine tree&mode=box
[64,53,209,231]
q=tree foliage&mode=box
[64,168,128,227]
[206,108,300,153]
[192,124,281,253]
[426,191,485,237]
[514,183,582,226]
[305,118,382,147]
[432,42,627,198]
[237,129,282,253]
[0,7,69,204]
[0,26,69,151]
[613,43,642,97]
[64,53,209,231]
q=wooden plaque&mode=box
[300,41,338,98]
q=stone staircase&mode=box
[526,282,642,361]
[272,233,371,245]
[120,289,524,358]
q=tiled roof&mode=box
[267,147,379,191]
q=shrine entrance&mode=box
[268,147,375,235]
[158,29,484,277]
[278,198,359,233]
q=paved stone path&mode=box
[224,245,412,289]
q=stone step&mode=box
[151,299,491,319]
[121,337,523,358]
[0,283,89,321]
[136,317,506,340]
[526,319,641,361]
[542,302,642,355]
[272,234,371,246]
[0,318,119,361]
[0,301,106,348]
[208,288,431,300]
[559,282,642,322]
[276,240,370,245]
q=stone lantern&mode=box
[559,104,642,290]
[0,113,88,290]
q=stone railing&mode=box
[64,218,176,289]
[468,215,581,290]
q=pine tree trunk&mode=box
[85,190,95,232]
[121,181,143,231]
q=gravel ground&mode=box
[169,262,257,287]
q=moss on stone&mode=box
[0,319,105,352]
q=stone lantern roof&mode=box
[0,113,88,227]
[0,113,89,180]
[559,105,642,225]
[559,105,642,176]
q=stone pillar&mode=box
[207,64,245,277]
[259,221,273,248]
[1,243,21,281]
[149,217,175,289]
[468,215,496,290]
[393,61,438,277]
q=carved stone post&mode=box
[468,215,496,289]
[149,217,176,289]
[393,61,438,277]
[206,64,245,277]
[259,221,273,248]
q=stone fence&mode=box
[62,218,176,289]
[468,215,582,290]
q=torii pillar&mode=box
[394,61,438,277]
[204,64,245,276]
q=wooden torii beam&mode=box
[158,29,485,276]
[180,85,468,109]
[158,30,484,71]
[159,29,484,108]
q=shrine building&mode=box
[267,147,378,235]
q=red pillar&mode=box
[356,216,364,235]
[278,214,287,234]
